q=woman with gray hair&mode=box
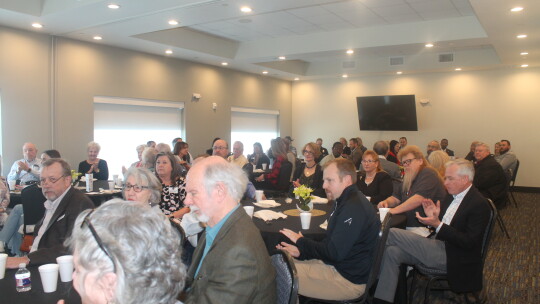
[62,199,186,304]
[123,167,162,206]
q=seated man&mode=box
[426,140,441,156]
[373,159,491,304]
[227,141,248,168]
[372,140,401,180]
[494,139,518,179]
[6,158,94,268]
[184,156,276,303]
[348,138,363,168]
[319,142,344,167]
[440,138,454,157]
[213,139,256,199]
[278,159,380,300]
[7,142,42,185]
[378,145,446,236]
[473,143,508,209]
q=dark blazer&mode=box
[437,186,491,292]
[185,206,276,304]
[28,187,94,265]
[473,155,507,208]
[290,163,325,197]
[443,148,454,157]
[348,147,363,169]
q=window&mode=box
[231,107,279,156]
[94,96,183,177]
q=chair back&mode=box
[365,213,393,297]
[510,159,519,187]
[276,161,293,191]
[271,249,299,304]
[483,199,498,262]
[169,218,187,247]
[21,184,46,230]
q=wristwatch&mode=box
[27,168,32,173]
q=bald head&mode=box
[212,139,229,158]
[23,142,38,161]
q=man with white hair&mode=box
[227,141,248,168]
[184,156,276,303]
[473,142,507,209]
[8,142,42,184]
[373,159,491,304]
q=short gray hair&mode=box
[67,199,186,304]
[123,167,162,204]
[141,147,158,167]
[445,158,475,181]
[203,160,247,201]
[87,141,101,152]
[136,144,146,153]
[475,142,490,152]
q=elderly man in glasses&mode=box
[6,158,94,268]
[378,145,446,236]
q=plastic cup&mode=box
[56,255,74,282]
[0,253,7,279]
[38,264,59,293]
[255,190,264,202]
[379,208,390,223]
[243,206,254,218]
[300,212,312,229]
[7,180,16,191]
[108,181,115,190]
[262,163,267,170]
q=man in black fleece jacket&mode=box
[277,158,380,300]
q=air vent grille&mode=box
[342,61,356,69]
[439,53,454,62]
[390,57,404,66]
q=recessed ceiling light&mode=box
[278,56,286,60]
[165,50,173,54]
[342,74,348,78]
[517,34,527,39]
[455,68,462,71]
[396,71,403,75]
[221,62,228,66]
[262,71,268,74]
[346,49,354,55]
[107,4,120,9]
[31,23,43,29]
[521,64,528,68]
[168,20,179,25]
[520,52,529,56]
[294,77,299,81]
[510,7,524,12]
[93,36,103,40]
[425,43,434,48]
[240,6,252,13]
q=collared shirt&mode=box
[8,158,42,183]
[30,186,71,252]
[319,153,343,167]
[436,184,472,233]
[227,154,248,168]
[195,204,240,276]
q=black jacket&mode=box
[473,155,507,208]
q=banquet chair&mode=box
[20,184,47,253]
[264,161,293,198]
[271,249,299,304]
[507,160,520,208]
[408,198,496,304]
[303,213,393,304]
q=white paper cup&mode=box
[38,264,59,293]
[108,181,115,190]
[243,206,254,218]
[0,253,7,279]
[262,163,267,170]
[7,180,16,191]
[379,208,390,223]
[255,190,264,202]
[115,177,123,187]
[300,212,312,230]
[56,255,74,283]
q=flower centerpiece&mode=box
[71,170,82,186]
[293,185,314,212]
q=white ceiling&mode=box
[0,0,538,80]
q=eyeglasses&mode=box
[212,146,227,150]
[123,183,149,192]
[81,209,117,272]
[401,158,417,166]
[39,175,67,185]
[303,150,314,155]
[361,159,378,164]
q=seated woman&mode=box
[248,142,270,170]
[387,140,400,164]
[356,150,393,205]
[290,142,325,198]
[78,141,109,180]
[173,141,191,176]
[63,200,186,304]
[254,138,290,190]
[427,150,450,179]
[155,152,189,219]
[141,147,158,173]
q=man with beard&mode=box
[473,143,507,209]
[378,145,447,236]
[184,156,276,304]
[494,139,517,178]
[426,140,441,156]
[348,138,363,169]
[277,158,380,300]
[5,159,94,268]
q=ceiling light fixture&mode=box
[510,7,524,12]
[521,64,528,68]
[31,23,43,29]
[221,62,228,66]
[520,52,529,56]
[165,50,173,54]
[294,78,299,81]
[517,34,527,39]
[278,56,286,60]
[455,68,462,71]
[168,20,179,25]
[396,71,402,75]
[93,36,103,40]
[262,71,268,74]
[240,6,252,13]
[107,4,120,9]
[346,49,354,54]
[342,74,348,78]
[425,43,434,48]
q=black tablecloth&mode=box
[0,267,81,304]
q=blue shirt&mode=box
[195,204,240,276]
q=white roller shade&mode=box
[231,107,279,154]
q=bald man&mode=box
[8,142,42,184]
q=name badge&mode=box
[169,187,178,194]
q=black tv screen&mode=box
[356,95,418,131]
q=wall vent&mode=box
[389,57,404,66]
[439,53,454,62]
[342,61,356,69]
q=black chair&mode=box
[304,213,393,304]
[408,198,497,304]
[507,160,520,208]
[262,161,293,198]
[271,249,299,304]
[20,184,47,253]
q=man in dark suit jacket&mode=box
[441,138,454,157]
[184,156,276,304]
[473,142,507,209]
[373,159,491,303]
[373,140,402,180]
[6,158,94,268]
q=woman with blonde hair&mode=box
[78,141,109,180]
[427,150,450,178]
[290,142,325,197]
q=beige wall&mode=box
[292,68,540,187]
[0,25,292,174]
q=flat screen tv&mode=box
[356,95,418,131]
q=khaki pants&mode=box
[294,259,366,300]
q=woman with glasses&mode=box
[63,200,186,304]
[248,142,270,170]
[155,152,189,219]
[357,150,393,205]
[290,142,325,197]
[123,167,162,207]
[78,141,109,180]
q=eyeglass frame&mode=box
[401,158,419,166]
[361,159,378,164]
[212,146,227,151]
[123,183,149,193]
[302,149,314,156]
[81,209,117,273]
[39,175,68,186]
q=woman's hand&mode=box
[292,179,301,188]
[172,207,190,219]
[255,175,264,182]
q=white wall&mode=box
[292,68,540,187]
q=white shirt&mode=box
[8,158,42,183]
[30,187,71,252]
[436,184,472,233]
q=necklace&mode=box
[305,162,316,169]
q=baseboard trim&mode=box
[513,186,540,193]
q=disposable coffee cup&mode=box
[113,174,119,183]
[108,181,115,190]
[85,174,93,192]
[262,163,267,170]
[56,255,74,283]
[300,212,312,230]
[38,264,59,293]
[243,206,254,218]
[7,180,16,191]
[0,253,7,279]
[379,208,390,223]
[115,177,123,188]
[255,190,264,202]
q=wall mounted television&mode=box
[356,94,418,131]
